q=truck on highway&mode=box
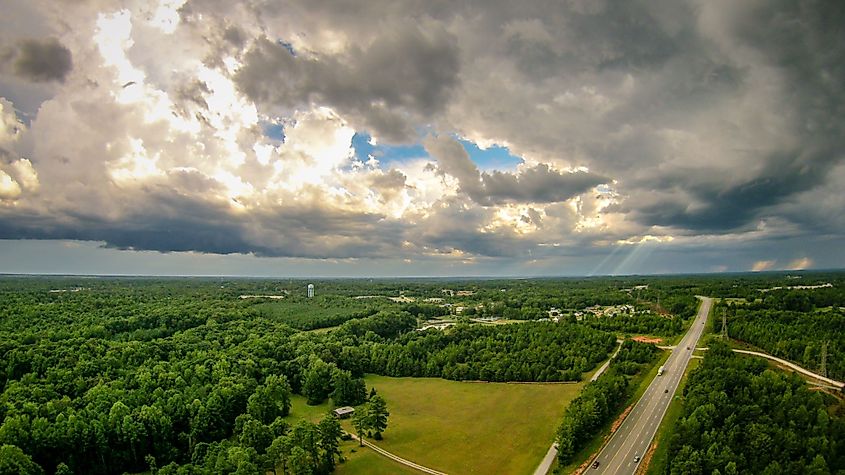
[658,365,665,376]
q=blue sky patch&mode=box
[458,138,524,171]
[352,132,429,166]
[351,132,524,172]
[262,122,286,143]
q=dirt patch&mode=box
[636,441,658,474]
[632,336,663,344]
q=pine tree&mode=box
[367,395,390,440]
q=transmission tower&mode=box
[720,308,728,339]
[820,340,828,379]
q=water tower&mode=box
[307,283,314,298]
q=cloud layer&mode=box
[0,0,842,273]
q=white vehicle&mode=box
[658,365,665,376]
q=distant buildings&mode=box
[307,283,315,298]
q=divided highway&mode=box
[591,297,712,474]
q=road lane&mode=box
[590,297,712,475]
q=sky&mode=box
[0,0,842,277]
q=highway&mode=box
[591,297,712,474]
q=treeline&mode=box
[665,341,845,474]
[253,296,384,331]
[365,323,616,382]
[581,313,684,336]
[721,303,844,381]
[555,340,659,464]
[0,317,356,475]
[158,415,345,475]
[0,280,618,474]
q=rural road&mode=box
[590,297,712,475]
[346,432,447,475]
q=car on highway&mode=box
[664,388,669,393]
[634,455,640,463]
[592,460,600,469]
[687,346,691,350]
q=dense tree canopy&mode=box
[666,341,845,474]
[1,273,840,474]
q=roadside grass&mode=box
[346,374,584,475]
[644,358,700,474]
[554,349,670,474]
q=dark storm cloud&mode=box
[0,188,410,259]
[9,38,73,83]
[624,151,835,233]
[234,24,460,142]
[1,0,843,271]
[425,135,608,206]
[618,0,845,233]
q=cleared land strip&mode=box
[347,433,448,475]
[696,347,844,388]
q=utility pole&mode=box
[820,340,828,379]
[720,308,728,339]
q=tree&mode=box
[302,359,335,405]
[366,395,390,440]
[267,435,293,475]
[0,444,44,475]
[287,446,312,475]
[248,375,293,424]
[239,419,272,454]
[351,411,367,447]
[317,416,343,472]
[330,369,366,407]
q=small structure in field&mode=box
[333,406,355,419]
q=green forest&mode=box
[1,274,841,475]
[718,290,845,380]
[665,341,845,474]
[0,277,625,474]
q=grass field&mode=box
[338,375,584,475]
[335,439,420,475]
[286,394,334,423]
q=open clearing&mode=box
[342,375,584,475]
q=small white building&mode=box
[307,283,315,298]
[333,406,355,418]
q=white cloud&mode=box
[0,0,840,271]
[0,170,21,200]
